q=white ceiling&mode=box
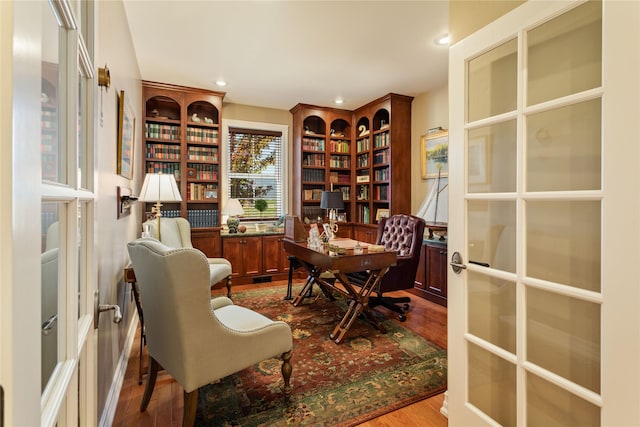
[122,1,449,111]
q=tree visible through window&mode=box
[227,127,283,219]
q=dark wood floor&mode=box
[113,280,448,427]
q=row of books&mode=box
[374,184,389,201]
[373,131,390,148]
[329,155,350,168]
[186,127,218,143]
[303,153,325,166]
[329,139,350,153]
[356,153,369,168]
[302,169,325,182]
[146,143,180,160]
[302,137,325,151]
[146,162,180,176]
[329,171,351,184]
[187,146,218,162]
[358,205,371,223]
[356,137,370,153]
[187,209,219,228]
[373,149,389,165]
[150,210,219,228]
[374,168,389,181]
[187,183,217,201]
[187,163,218,180]
[303,188,324,201]
[145,123,180,140]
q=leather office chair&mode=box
[144,217,232,295]
[351,214,425,321]
[127,238,293,427]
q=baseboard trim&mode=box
[99,314,139,427]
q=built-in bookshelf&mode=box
[291,94,412,224]
[142,81,225,232]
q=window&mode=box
[223,120,288,220]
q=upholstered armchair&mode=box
[350,214,425,321]
[127,238,293,427]
[144,217,232,296]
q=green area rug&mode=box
[195,285,447,426]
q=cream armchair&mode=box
[144,217,232,296]
[127,238,293,427]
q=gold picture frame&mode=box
[117,90,135,179]
[420,129,448,179]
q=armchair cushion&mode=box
[144,217,232,287]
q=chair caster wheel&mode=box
[398,314,407,322]
[403,303,410,310]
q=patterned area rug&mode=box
[195,285,447,426]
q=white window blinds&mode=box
[227,127,283,220]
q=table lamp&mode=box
[223,198,244,233]
[138,173,182,241]
[320,190,344,238]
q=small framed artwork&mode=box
[117,90,135,179]
[375,208,389,221]
[421,129,448,179]
[204,189,218,199]
[187,168,197,179]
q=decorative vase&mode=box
[227,216,240,233]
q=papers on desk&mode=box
[328,238,370,249]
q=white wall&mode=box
[411,85,449,214]
[95,0,142,418]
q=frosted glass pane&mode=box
[41,202,62,392]
[468,120,517,193]
[468,200,516,273]
[527,99,601,192]
[468,272,516,353]
[468,343,516,426]
[527,1,602,106]
[527,287,601,393]
[41,5,64,184]
[468,39,517,122]
[526,201,600,291]
[528,373,600,426]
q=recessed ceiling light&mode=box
[334,98,344,105]
[216,80,226,87]
[435,34,450,46]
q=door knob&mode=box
[450,251,467,274]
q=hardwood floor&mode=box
[112,280,448,426]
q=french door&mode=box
[1,1,98,425]
[448,0,640,425]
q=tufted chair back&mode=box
[375,214,426,292]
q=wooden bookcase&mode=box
[142,81,225,253]
[291,93,413,224]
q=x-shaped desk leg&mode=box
[329,267,390,344]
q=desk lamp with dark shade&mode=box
[138,173,182,241]
[320,190,344,238]
[223,198,244,233]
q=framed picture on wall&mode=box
[420,128,448,179]
[117,90,135,179]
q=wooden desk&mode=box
[283,238,396,344]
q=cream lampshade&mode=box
[222,198,244,233]
[138,173,182,240]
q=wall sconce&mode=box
[98,65,110,89]
[117,186,138,219]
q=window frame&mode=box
[221,119,289,222]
